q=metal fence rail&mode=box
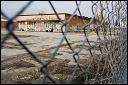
[1,1,127,84]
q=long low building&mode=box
[16,13,91,32]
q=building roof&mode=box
[16,13,66,21]
[18,13,73,16]
[16,13,83,21]
[16,13,93,22]
[1,18,8,21]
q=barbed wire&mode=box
[1,1,127,84]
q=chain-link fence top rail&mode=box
[1,1,127,84]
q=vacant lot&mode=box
[1,31,103,60]
[1,30,116,84]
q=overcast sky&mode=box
[1,1,93,18]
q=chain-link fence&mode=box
[1,1,127,84]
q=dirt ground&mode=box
[1,30,115,84]
[1,31,103,60]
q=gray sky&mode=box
[1,1,93,18]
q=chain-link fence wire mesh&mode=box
[1,1,127,84]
